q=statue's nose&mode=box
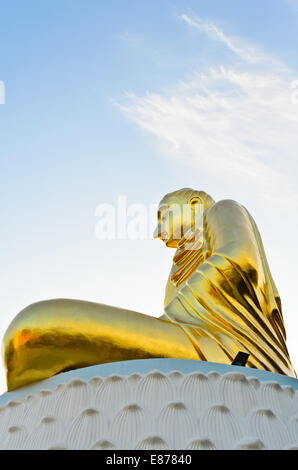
[153,226,161,239]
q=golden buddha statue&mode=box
[3,188,296,391]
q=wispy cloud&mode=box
[180,14,265,64]
[118,14,298,205]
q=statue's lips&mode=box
[153,227,170,240]
[154,227,189,242]
[154,221,191,241]
[160,231,176,241]
[167,227,193,241]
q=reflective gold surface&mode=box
[3,188,296,391]
[158,189,296,377]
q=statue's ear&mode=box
[189,197,204,226]
[189,196,202,207]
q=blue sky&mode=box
[1,0,298,392]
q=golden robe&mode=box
[163,199,296,376]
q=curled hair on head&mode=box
[160,188,215,211]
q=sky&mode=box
[1,0,298,394]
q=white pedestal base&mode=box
[1,359,298,450]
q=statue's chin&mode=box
[165,239,178,248]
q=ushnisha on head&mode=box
[153,188,215,248]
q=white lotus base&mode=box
[1,359,298,450]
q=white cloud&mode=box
[118,15,298,206]
[180,14,265,64]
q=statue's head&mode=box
[153,188,215,248]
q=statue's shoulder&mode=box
[205,200,252,233]
[207,199,247,215]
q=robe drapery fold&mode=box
[164,200,296,377]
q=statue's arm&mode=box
[164,200,294,376]
[165,199,264,322]
[203,199,261,265]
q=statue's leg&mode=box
[3,298,199,391]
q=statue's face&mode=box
[154,196,203,248]
[153,202,182,248]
